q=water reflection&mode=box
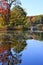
[21,39,43,65]
[0,30,43,65]
[0,31,27,65]
[22,31,43,40]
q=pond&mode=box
[21,39,43,65]
[0,31,43,65]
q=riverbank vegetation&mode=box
[26,15,43,31]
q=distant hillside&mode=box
[25,15,43,30]
[26,15,43,25]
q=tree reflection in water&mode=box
[0,30,43,65]
[0,32,27,65]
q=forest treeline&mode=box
[0,5,43,30]
[26,15,43,30]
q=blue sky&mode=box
[21,0,43,16]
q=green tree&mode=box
[35,16,41,24]
[41,16,43,24]
[9,5,27,29]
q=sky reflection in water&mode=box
[21,39,43,65]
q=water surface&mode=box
[21,39,43,65]
[0,31,43,65]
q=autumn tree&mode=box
[10,5,26,28]
[0,0,21,27]
[0,0,10,26]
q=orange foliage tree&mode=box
[0,0,10,25]
[0,0,21,26]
